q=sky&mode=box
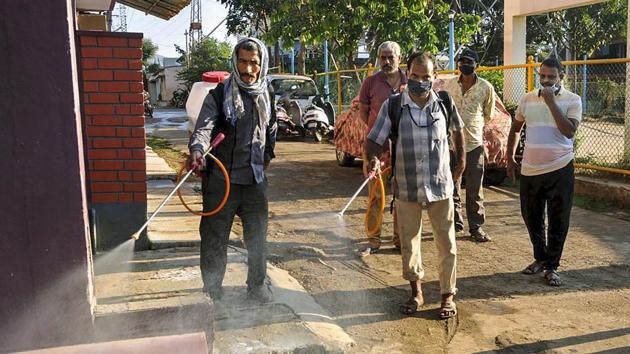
[116,1,236,58]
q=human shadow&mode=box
[474,327,630,354]
[297,263,630,330]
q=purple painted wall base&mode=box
[0,0,95,351]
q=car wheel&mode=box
[336,149,355,167]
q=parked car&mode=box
[268,74,319,113]
[334,74,512,186]
[186,73,326,137]
[268,74,335,142]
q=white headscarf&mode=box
[222,37,270,127]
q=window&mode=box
[270,79,318,98]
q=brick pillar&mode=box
[77,31,149,250]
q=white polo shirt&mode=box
[515,87,582,176]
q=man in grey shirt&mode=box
[188,37,276,302]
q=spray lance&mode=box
[131,133,227,240]
[338,160,386,216]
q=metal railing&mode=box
[310,57,630,175]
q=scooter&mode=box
[143,90,154,119]
[302,95,334,142]
[276,94,304,139]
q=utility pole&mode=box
[189,0,202,48]
[324,40,329,100]
[106,10,113,31]
[448,12,455,70]
[184,30,190,68]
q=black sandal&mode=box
[400,296,424,315]
[544,270,562,286]
[358,246,379,257]
[470,229,492,242]
[522,261,545,275]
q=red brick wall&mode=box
[77,31,146,205]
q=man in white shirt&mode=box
[507,57,582,287]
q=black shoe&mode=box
[203,286,223,300]
[248,285,273,303]
[455,224,464,233]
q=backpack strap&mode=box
[210,82,226,141]
[436,90,453,137]
[387,93,403,175]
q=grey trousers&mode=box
[452,146,486,231]
[199,173,268,292]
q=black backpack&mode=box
[387,90,453,173]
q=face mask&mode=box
[408,79,432,96]
[459,64,475,75]
[538,83,561,97]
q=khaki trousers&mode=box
[362,158,399,248]
[395,198,457,295]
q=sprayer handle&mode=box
[211,133,226,150]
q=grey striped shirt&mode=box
[367,90,464,203]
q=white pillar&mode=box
[503,0,610,106]
[503,12,527,105]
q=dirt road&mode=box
[148,109,630,353]
[263,139,630,353]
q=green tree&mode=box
[527,0,627,60]
[455,0,627,65]
[142,38,159,65]
[220,0,480,73]
[364,0,479,61]
[457,0,505,65]
[175,37,233,91]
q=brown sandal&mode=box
[439,299,457,319]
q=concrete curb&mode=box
[147,173,176,180]
[575,176,630,208]
[227,246,355,351]
[267,264,356,351]
[150,240,200,249]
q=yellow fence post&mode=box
[527,55,535,92]
[337,70,342,114]
[367,63,373,77]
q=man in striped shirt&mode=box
[365,51,465,319]
[507,57,582,287]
